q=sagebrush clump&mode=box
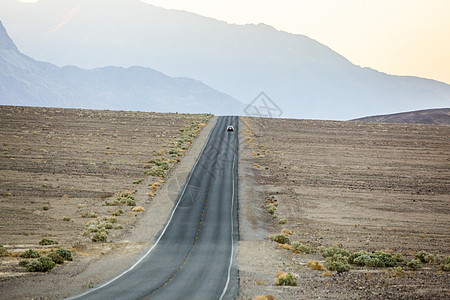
[268,234,290,244]
[39,238,58,246]
[325,254,350,272]
[275,272,297,286]
[0,245,8,257]
[320,245,350,258]
[26,257,55,272]
[20,249,40,258]
[291,242,313,254]
[55,248,73,261]
[47,252,64,264]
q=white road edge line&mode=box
[219,127,237,300]
[67,118,217,300]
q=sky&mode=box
[20,0,450,84]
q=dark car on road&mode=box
[227,126,234,132]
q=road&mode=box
[70,116,239,300]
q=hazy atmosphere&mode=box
[20,0,450,84]
[1,1,449,299]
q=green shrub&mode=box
[278,219,287,224]
[321,245,350,258]
[275,273,297,286]
[47,252,64,264]
[55,248,73,261]
[406,259,422,270]
[92,232,107,243]
[19,260,30,267]
[351,251,397,268]
[43,205,50,210]
[268,234,290,244]
[26,257,55,272]
[267,204,276,215]
[126,198,136,206]
[39,238,58,246]
[440,263,450,271]
[325,254,351,272]
[374,251,398,267]
[349,250,371,264]
[291,242,313,254]
[415,250,430,262]
[21,249,40,258]
[132,179,143,184]
[0,245,8,257]
[111,209,123,216]
[387,266,405,277]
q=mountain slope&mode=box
[353,108,450,125]
[0,0,449,119]
[0,20,244,114]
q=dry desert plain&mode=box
[0,106,213,298]
[0,106,449,300]
[238,116,449,299]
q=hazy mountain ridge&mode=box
[0,20,244,114]
[0,0,449,119]
[353,108,450,125]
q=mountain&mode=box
[1,0,449,120]
[352,108,450,125]
[0,20,244,114]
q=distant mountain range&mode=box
[0,20,244,114]
[353,108,450,125]
[0,0,449,120]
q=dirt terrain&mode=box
[0,106,212,289]
[238,116,449,299]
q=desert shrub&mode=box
[26,257,55,272]
[115,191,136,206]
[386,266,405,277]
[62,216,71,221]
[267,204,276,215]
[392,253,405,263]
[291,242,313,254]
[43,205,50,210]
[374,251,398,267]
[321,245,350,258]
[108,217,118,223]
[351,251,397,268]
[132,179,143,184]
[349,250,371,264]
[439,257,450,271]
[39,238,58,246]
[325,254,350,272]
[114,224,123,229]
[55,248,73,261]
[19,260,30,267]
[111,209,123,216]
[103,222,113,230]
[47,252,64,264]
[415,250,430,262]
[21,249,40,258]
[268,234,290,244]
[0,245,8,257]
[307,261,325,271]
[92,232,107,243]
[275,273,297,286]
[279,219,287,224]
[406,259,422,270]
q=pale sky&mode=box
[20,0,450,84]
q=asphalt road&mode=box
[70,116,239,300]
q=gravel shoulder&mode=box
[237,116,449,299]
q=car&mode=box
[226,126,234,132]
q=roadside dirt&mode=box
[0,105,215,299]
[238,116,449,299]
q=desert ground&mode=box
[0,106,212,294]
[238,116,449,299]
[1,106,449,299]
